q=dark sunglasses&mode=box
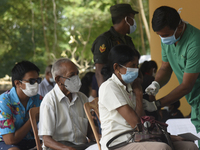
[21,77,42,85]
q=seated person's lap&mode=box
[0,139,36,150]
[47,141,96,150]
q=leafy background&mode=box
[0,0,149,77]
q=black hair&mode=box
[79,72,95,97]
[112,13,131,25]
[152,6,181,31]
[12,61,40,87]
[140,60,158,76]
[101,44,139,80]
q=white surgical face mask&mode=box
[20,82,39,97]
[49,77,54,83]
[125,16,137,34]
[63,75,82,93]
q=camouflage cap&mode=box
[110,3,139,18]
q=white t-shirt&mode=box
[38,84,88,145]
[99,74,136,150]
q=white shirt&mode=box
[38,84,89,145]
[38,78,55,97]
[99,74,136,150]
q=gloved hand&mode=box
[145,81,160,96]
[143,99,157,112]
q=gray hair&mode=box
[51,58,71,80]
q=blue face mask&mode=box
[125,17,137,34]
[120,65,139,84]
[159,20,182,45]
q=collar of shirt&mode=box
[9,87,21,105]
[110,26,125,38]
[54,84,78,104]
[111,73,133,93]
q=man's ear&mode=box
[55,76,60,84]
[113,63,120,72]
[14,80,21,88]
[177,21,184,32]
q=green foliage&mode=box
[0,0,149,78]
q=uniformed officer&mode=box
[91,3,139,87]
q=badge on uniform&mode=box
[99,44,106,53]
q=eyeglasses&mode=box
[59,76,70,80]
[21,77,42,85]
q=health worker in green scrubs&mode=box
[142,6,200,149]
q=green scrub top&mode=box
[161,23,200,133]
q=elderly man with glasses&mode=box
[38,58,95,150]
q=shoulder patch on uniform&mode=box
[99,44,106,53]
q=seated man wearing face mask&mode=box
[38,64,55,97]
[38,58,95,150]
[91,3,139,87]
[0,61,42,150]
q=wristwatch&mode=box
[155,100,161,110]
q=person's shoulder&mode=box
[0,90,10,100]
[124,34,132,40]
[93,29,113,44]
[39,79,45,87]
[0,88,15,103]
[99,77,116,91]
[39,78,48,88]
[186,24,200,37]
[42,88,55,102]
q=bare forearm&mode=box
[117,105,141,129]
[135,92,145,117]
[159,83,191,107]
[43,136,74,150]
[155,67,172,88]
[14,119,32,141]
[95,63,105,87]
[95,72,104,87]
[3,119,32,145]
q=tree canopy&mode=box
[0,0,149,77]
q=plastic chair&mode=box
[84,97,101,150]
[29,107,42,150]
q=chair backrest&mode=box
[84,97,101,150]
[29,107,42,150]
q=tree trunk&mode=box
[138,11,146,54]
[138,0,150,44]
[52,0,57,55]
[30,0,36,61]
[40,0,50,64]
